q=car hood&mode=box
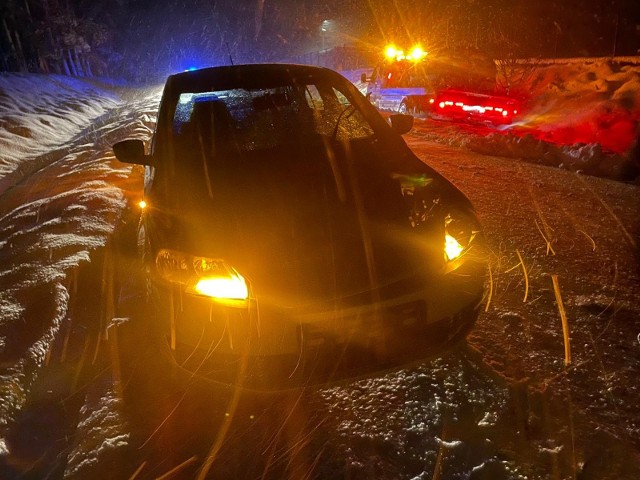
[148,140,452,309]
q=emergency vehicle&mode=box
[363,44,520,124]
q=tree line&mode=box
[1,0,637,81]
[1,0,114,76]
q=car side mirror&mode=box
[389,114,414,135]
[113,139,153,166]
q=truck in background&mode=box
[363,44,521,124]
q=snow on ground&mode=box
[314,356,531,479]
[491,58,640,180]
[0,74,121,180]
[0,65,637,477]
[0,76,160,473]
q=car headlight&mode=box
[444,211,481,263]
[155,249,250,303]
[194,276,248,300]
[445,233,464,261]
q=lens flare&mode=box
[195,275,248,300]
[409,46,427,61]
[385,45,398,60]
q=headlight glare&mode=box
[443,211,480,264]
[444,233,464,261]
[194,275,248,300]
[156,249,250,301]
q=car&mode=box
[112,63,487,390]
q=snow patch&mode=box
[0,284,69,432]
[371,58,640,182]
[0,74,121,178]
[435,437,462,448]
[477,411,498,427]
[0,82,157,454]
[64,386,131,478]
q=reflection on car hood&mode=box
[150,139,443,308]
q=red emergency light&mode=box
[433,89,520,124]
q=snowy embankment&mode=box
[347,58,640,182]
[0,74,121,182]
[471,58,640,181]
[0,73,159,466]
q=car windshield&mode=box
[168,80,374,158]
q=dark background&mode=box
[1,0,639,82]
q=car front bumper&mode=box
[147,255,486,389]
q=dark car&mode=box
[113,63,487,389]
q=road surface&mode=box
[0,96,639,479]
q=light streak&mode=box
[138,391,189,449]
[559,205,597,252]
[528,186,556,255]
[577,229,596,251]
[484,264,493,312]
[128,461,147,480]
[516,250,529,303]
[552,274,571,366]
[157,456,198,480]
[576,174,636,250]
[535,219,556,256]
[196,345,251,479]
[431,420,449,480]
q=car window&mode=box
[324,86,374,140]
[304,85,324,110]
[333,88,350,105]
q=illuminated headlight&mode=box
[445,233,464,261]
[444,212,480,263]
[155,249,250,303]
[194,276,248,300]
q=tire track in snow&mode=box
[0,90,159,476]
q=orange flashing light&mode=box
[385,44,427,62]
[385,45,399,60]
[409,46,427,61]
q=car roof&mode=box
[165,63,342,94]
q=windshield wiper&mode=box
[331,104,356,140]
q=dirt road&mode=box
[1,99,639,479]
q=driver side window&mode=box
[309,84,373,141]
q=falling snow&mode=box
[0,66,638,478]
